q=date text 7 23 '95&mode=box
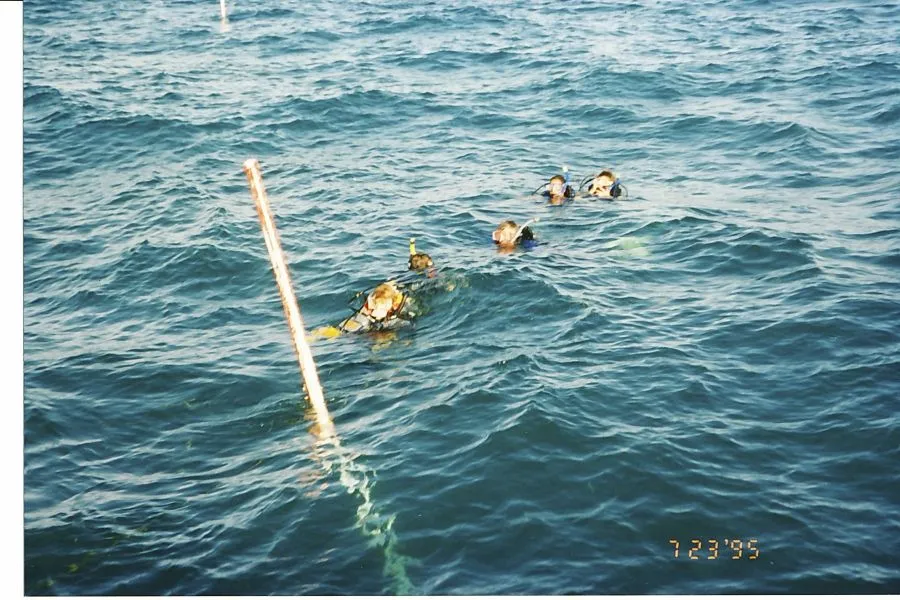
[669,539,759,560]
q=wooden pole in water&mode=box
[243,159,335,440]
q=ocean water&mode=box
[23,0,900,595]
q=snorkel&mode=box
[493,218,538,248]
[515,217,538,241]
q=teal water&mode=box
[24,0,900,595]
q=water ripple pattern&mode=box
[24,0,900,595]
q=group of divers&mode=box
[313,167,627,338]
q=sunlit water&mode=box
[24,0,900,594]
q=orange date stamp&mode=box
[669,539,760,560]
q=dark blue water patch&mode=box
[248,32,336,57]
[797,60,900,100]
[259,89,435,135]
[868,248,900,270]
[628,219,817,280]
[98,241,262,297]
[156,89,188,103]
[23,227,51,263]
[441,4,509,24]
[546,103,638,125]
[751,263,824,286]
[224,5,298,23]
[25,463,357,594]
[580,67,683,102]
[98,172,167,208]
[846,58,900,81]
[568,0,642,14]
[767,168,822,189]
[146,70,206,88]
[387,48,519,70]
[26,112,205,181]
[808,85,899,116]
[853,140,900,161]
[186,114,249,136]
[23,82,67,113]
[867,101,900,125]
[361,11,460,35]
[23,87,102,147]
[26,354,214,405]
[170,24,219,43]
[64,113,199,147]
[34,235,109,271]
[700,118,840,164]
[23,0,62,21]
[186,206,256,247]
[445,107,528,131]
[720,228,816,270]
[24,287,111,326]
[717,72,781,96]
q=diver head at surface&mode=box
[408,252,433,271]
[587,170,624,199]
[408,237,436,277]
[545,174,574,205]
[492,219,535,250]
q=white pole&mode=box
[243,160,413,590]
[219,0,227,22]
[243,159,336,440]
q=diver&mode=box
[338,280,413,334]
[407,237,436,276]
[579,169,626,199]
[337,238,434,334]
[534,167,576,205]
[492,219,537,250]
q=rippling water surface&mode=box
[24,0,900,594]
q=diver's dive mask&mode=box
[548,178,568,197]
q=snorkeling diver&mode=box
[578,169,627,199]
[337,238,434,334]
[493,219,538,250]
[407,237,436,277]
[339,280,413,334]
[534,166,576,205]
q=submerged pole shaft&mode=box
[243,158,335,440]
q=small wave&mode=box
[260,89,430,132]
[24,82,65,105]
[102,240,267,301]
[869,102,900,125]
[386,48,517,69]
